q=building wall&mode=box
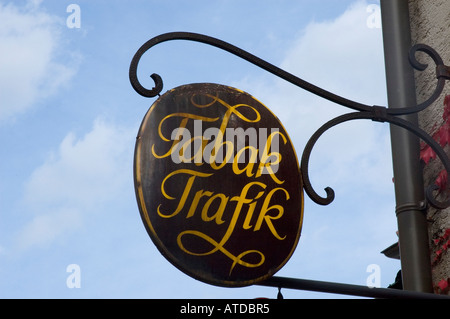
[408,0,450,294]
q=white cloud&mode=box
[16,208,82,250]
[279,1,385,104]
[17,118,135,250]
[0,1,78,122]
[237,1,391,198]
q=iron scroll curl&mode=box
[129,32,450,209]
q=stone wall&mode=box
[408,0,450,294]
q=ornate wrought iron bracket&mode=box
[129,32,450,209]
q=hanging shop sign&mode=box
[134,83,303,287]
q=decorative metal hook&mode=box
[129,32,373,111]
[386,43,448,115]
[129,33,450,209]
[301,43,450,208]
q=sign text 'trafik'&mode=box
[134,83,303,287]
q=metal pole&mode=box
[380,0,433,292]
[257,276,449,299]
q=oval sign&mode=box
[134,83,303,287]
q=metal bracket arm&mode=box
[129,32,450,209]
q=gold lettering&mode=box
[208,133,234,169]
[176,181,268,274]
[254,187,290,240]
[177,136,207,165]
[242,188,265,229]
[201,193,229,225]
[257,131,287,184]
[178,181,266,256]
[152,117,188,159]
[157,169,213,218]
[149,92,296,274]
[176,230,265,275]
[191,94,261,125]
[186,189,213,218]
[152,113,218,159]
[232,146,259,177]
[192,94,261,169]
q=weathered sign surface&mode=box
[134,83,303,286]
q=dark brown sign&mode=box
[134,83,303,287]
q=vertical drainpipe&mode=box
[380,0,433,292]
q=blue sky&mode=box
[0,0,401,299]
